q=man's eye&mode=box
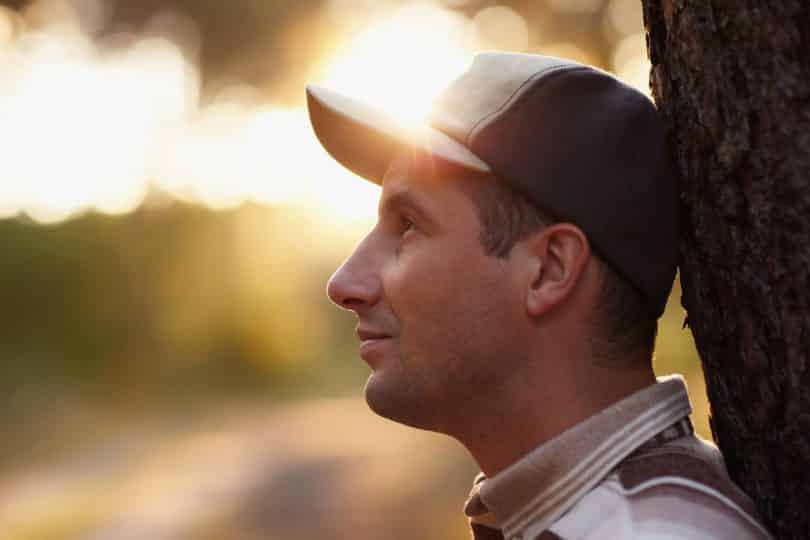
[400,216,415,234]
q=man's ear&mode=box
[523,223,591,317]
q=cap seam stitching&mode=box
[465,64,587,146]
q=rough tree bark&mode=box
[640,1,810,538]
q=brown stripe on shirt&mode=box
[618,446,762,522]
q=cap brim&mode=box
[306,85,491,185]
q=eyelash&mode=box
[399,215,415,235]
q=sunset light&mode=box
[0,0,649,229]
[321,4,476,127]
[2,3,715,540]
[0,0,481,229]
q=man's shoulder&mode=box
[542,436,773,540]
[615,434,762,522]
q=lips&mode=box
[356,327,393,362]
[357,327,392,341]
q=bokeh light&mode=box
[0,2,702,540]
[605,0,644,37]
[0,0,658,227]
[541,42,598,66]
[612,31,651,94]
[472,6,529,51]
[545,0,604,15]
[321,3,477,126]
[0,0,197,222]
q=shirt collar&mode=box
[464,375,692,538]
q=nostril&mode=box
[341,296,366,309]
[327,274,363,310]
[326,272,378,311]
[328,285,369,311]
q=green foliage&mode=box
[0,202,363,406]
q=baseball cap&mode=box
[306,52,678,318]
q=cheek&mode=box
[384,242,468,321]
[384,240,516,351]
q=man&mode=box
[306,53,772,539]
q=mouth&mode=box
[356,327,393,361]
[356,326,392,341]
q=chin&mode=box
[363,372,437,432]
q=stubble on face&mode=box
[360,153,522,435]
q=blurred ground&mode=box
[1,373,710,540]
[1,397,477,540]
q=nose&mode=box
[326,239,381,312]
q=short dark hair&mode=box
[464,174,658,362]
[590,258,659,365]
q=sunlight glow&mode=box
[0,7,16,47]
[472,6,529,52]
[612,32,651,95]
[320,4,477,127]
[0,0,639,233]
[152,97,380,226]
[0,0,197,223]
[605,0,643,37]
[0,0,476,228]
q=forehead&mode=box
[380,149,490,199]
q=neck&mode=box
[453,358,656,477]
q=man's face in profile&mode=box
[327,150,526,433]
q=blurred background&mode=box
[0,0,704,538]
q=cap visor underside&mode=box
[306,85,490,185]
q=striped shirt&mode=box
[464,375,773,540]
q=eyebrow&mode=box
[378,189,434,226]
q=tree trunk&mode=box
[640,1,810,538]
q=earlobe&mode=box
[525,224,590,318]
